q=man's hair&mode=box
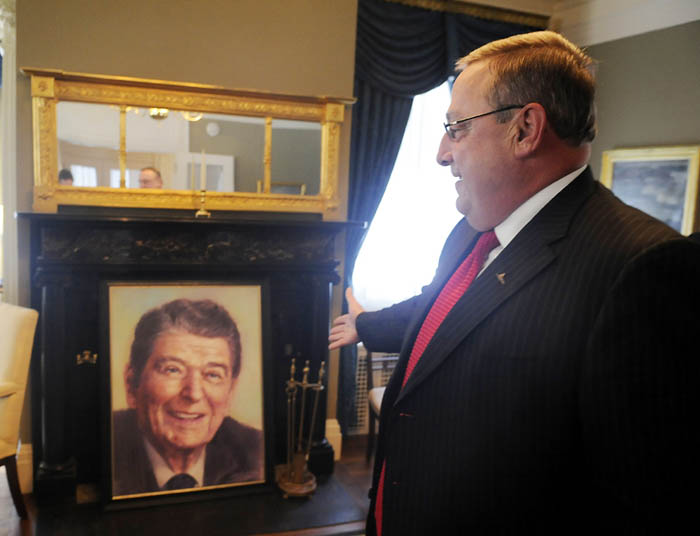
[58,168,73,181]
[140,167,162,178]
[127,298,242,392]
[456,30,596,146]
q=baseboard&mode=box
[326,418,342,460]
[17,443,33,494]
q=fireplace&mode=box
[23,211,348,503]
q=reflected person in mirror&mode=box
[112,298,263,496]
[58,168,73,186]
[138,166,164,189]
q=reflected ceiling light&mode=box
[206,122,221,137]
[181,111,203,122]
[149,107,169,120]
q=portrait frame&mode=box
[600,145,700,235]
[99,279,274,507]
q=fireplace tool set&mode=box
[276,358,325,498]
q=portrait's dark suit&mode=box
[357,167,700,535]
[112,409,263,496]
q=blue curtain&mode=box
[338,0,541,434]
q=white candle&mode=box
[200,149,206,191]
[190,154,195,190]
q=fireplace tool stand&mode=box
[276,358,325,498]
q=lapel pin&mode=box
[496,273,506,285]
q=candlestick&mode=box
[195,188,211,218]
[200,149,206,191]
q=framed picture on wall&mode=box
[101,281,271,504]
[600,145,700,235]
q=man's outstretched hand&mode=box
[328,287,365,350]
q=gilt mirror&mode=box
[25,68,350,217]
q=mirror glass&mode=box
[271,119,321,195]
[57,101,120,187]
[56,103,321,194]
[188,112,264,193]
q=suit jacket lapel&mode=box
[393,168,596,404]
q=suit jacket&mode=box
[357,168,700,535]
[112,409,263,497]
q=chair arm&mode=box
[0,381,20,398]
[368,386,386,415]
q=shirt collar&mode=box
[494,165,587,249]
[143,438,206,490]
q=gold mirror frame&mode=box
[24,68,353,217]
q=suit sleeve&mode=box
[356,295,422,353]
[580,238,700,531]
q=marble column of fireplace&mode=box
[23,212,348,503]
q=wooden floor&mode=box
[0,435,373,536]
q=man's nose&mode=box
[436,133,453,166]
[181,372,204,401]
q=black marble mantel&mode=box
[21,212,351,503]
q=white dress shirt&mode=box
[144,438,206,489]
[481,165,587,273]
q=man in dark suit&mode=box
[112,298,263,496]
[330,30,700,534]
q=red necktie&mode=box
[374,230,499,536]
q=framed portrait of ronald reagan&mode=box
[601,145,700,235]
[100,281,272,504]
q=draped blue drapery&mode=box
[338,0,541,434]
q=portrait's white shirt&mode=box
[144,438,206,489]
[481,165,587,273]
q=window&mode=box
[109,168,140,189]
[70,165,98,187]
[352,82,462,311]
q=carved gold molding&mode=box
[55,82,326,122]
[48,186,330,213]
[23,68,354,218]
[33,97,56,189]
[320,122,341,210]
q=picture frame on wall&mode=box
[101,281,271,504]
[600,145,700,235]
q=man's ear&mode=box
[125,366,137,408]
[511,103,547,159]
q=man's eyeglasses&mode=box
[443,105,524,140]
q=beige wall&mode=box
[588,20,700,179]
[17,0,356,95]
[15,0,358,441]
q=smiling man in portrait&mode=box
[112,298,263,496]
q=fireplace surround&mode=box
[23,211,350,503]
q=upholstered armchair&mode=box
[0,302,39,519]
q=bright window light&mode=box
[110,169,139,188]
[352,81,462,311]
[70,165,98,187]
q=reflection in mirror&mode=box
[125,107,238,192]
[57,101,120,187]
[188,113,263,193]
[271,119,321,195]
[55,103,322,195]
[125,106,188,189]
